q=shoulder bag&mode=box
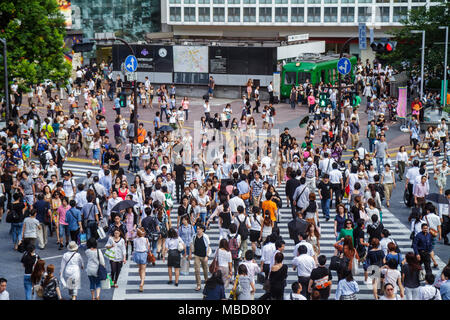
[208,249,219,274]
[425,216,438,237]
[97,249,107,280]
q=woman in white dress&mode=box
[60,241,84,300]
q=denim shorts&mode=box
[88,275,101,290]
[133,251,147,265]
[92,148,100,160]
[59,224,69,237]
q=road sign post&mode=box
[338,57,351,75]
[125,55,138,73]
[359,23,367,50]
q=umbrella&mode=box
[111,200,138,213]
[159,125,173,132]
[425,193,448,205]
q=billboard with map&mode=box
[173,46,208,73]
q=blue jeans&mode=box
[321,198,331,219]
[88,275,101,291]
[368,138,375,153]
[24,274,32,300]
[199,212,206,224]
[11,222,23,245]
[86,221,98,241]
[132,156,140,173]
[150,239,158,256]
[161,107,169,121]
[290,101,296,109]
[376,157,385,174]
[185,109,189,121]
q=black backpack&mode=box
[237,216,249,241]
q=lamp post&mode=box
[94,34,138,137]
[411,30,425,100]
[439,26,448,106]
[0,38,10,121]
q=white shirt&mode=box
[292,254,316,277]
[423,213,441,231]
[285,292,307,300]
[140,171,156,188]
[292,240,315,258]
[203,103,211,113]
[217,248,232,267]
[319,158,334,175]
[151,190,165,204]
[107,197,122,217]
[406,167,421,185]
[418,284,442,300]
[396,151,408,163]
[0,290,9,300]
[133,237,149,252]
[260,242,276,264]
[329,169,343,184]
[229,196,245,214]
[240,260,260,284]
[165,237,184,250]
[75,190,88,208]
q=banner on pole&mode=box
[397,87,407,118]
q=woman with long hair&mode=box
[157,207,169,259]
[249,206,263,253]
[91,132,101,165]
[31,259,46,300]
[203,270,226,300]
[216,238,233,288]
[334,235,359,280]
[105,228,126,288]
[401,252,422,300]
[132,227,150,292]
[259,212,274,243]
[124,207,138,259]
[335,270,359,300]
[269,252,288,300]
[306,223,321,256]
[40,264,62,300]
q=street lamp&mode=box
[0,38,10,122]
[411,30,425,100]
[439,26,448,106]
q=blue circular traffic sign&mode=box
[337,57,351,75]
[125,55,138,73]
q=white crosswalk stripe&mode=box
[112,182,446,300]
[31,160,101,181]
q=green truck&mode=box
[280,54,357,99]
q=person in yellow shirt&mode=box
[261,192,278,225]
[136,123,147,144]
[41,118,54,139]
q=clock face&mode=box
[159,48,167,58]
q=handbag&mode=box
[97,226,107,239]
[228,275,240,300]
[104,247,116,260]
[34,284,44,298]
[209,250,219,274]
[425,216,438,237]
[240,191,250,201]
[177,239,185,252]
[180,256,190,276]
[101,274,111,289]
[329,254,343,271]
[256,272,265,285]
[147,252,156,264]
[97,249,107,281]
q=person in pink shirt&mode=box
[57,197,71,250]
[308,92,316,115]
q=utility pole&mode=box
[439,26,448,106]
[0,38,10,121]
[336,37,357,137]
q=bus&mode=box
[280,54,357,99]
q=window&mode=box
[243,7,256,22]
[324,0,337,3]
[184,0,195,3]
[358,0,372,3]
[291,0,304,3]
[184,7,196,21]
[228,0,240,3]
[307,0,320,3]
[259,7,272,22]
[284,72,296,85]
[213,7,225,22]
[376,7,390,22]
[307,7,321,22]
[243,0,256,3]
[358,7,370,22]
[275,0,288,3]
[259,0,272,3]
[169,0,181,3]
[213,0,225,3]
[170,7,181,22]
[393,0,408,2]
[228,7,240,22]
[291,7,304,22]
[340,0,355,3]
[298,72,311,84]
[198,7,210,22]
[393,7,407,22]
[275,8,288,22]
[376,0,389,2]
[341,7,354,22]
[324,7,337,22]
[198,0,210,3]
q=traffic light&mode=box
[72,41,95,53]
[119,93,127,108]
[370,39,397,54]
[319,92,328,107]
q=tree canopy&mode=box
[381,1,450,81]
[0,0,71,92]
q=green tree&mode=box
[0,0,71,93]
[380,1,450,81]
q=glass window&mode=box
[324,7,337,22]
[341,7,355,22]
[393,6,407,22]
[376,0,389,2]
[411,0,426,2]
[358,0,372,3]
[243,0,256,3]
[213,7,225,21]
[228,7,240,22]
[198,7,210,22]
[169,0,182,3]
[375,7,390,22]
[259,7,272,22]
[198,0,210,3]
[184,0,195,3]
[291,0,304,3]
[275,8,288,22]
[291,7,304,22]
[184,7,196,21]
[393,0,408,2]
[284,72,296,85]
[259,0,272,3]
[243,7,256,22]
[307,0,320,3]
[298,72,311,84]
[358,7,370,22]
[341,0,355,3]
[275,0,288,3]
[307,7,321,22]
[324,0,337,3]
[170,7,182,22]
[228,0,241,3]
[213,0,225,3]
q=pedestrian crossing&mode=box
[31,160,101,181]
[112,183,447,300]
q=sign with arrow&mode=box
[125,55,138,73]
[337,57,351,75]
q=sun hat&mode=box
[67,241,79,252]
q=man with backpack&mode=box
[234,205,251,256]
[227,223,242,278]
[288,211,309,245]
